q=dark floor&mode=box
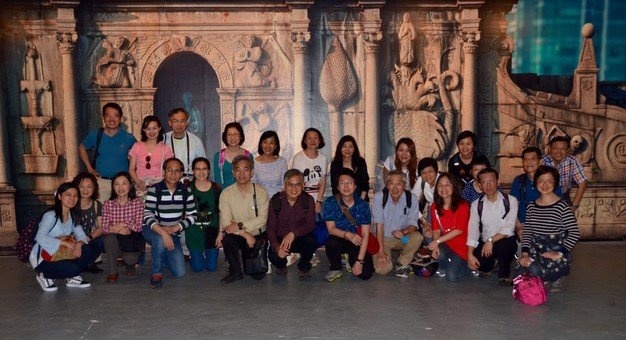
[1,242,625,339]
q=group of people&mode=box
[30,102,583,294]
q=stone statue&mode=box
[234,35,275,88]
[398,13,416,66]
[93,36,136,88]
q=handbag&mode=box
[116,231,145,252]
[243,237,269,276]
[335,195,380,255]
[512,273,547,306]
[41,236,76,262]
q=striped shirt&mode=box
[521,199,580,254]
[144,181,197,233]
[102,198,144,233]
[252,156,288,198]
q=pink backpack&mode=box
[512,273,547,306]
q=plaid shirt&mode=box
[102,198,144,233]
[541,155,587,193]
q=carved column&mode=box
[462,32,479,132]
[57,32,80,179]
[291,32,310,147]
[363,32,381,175]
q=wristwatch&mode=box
[237,222,244,230]
[487,237,494,244]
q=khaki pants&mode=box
[373,231,423,275]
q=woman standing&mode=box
[447,130,490,186]
[102,172,145,283]
[30,182,95,292]
[380,138,419,192]
[252,131,288,198]
[72,172,104,273]
[129,116,173,196]
[187,157,221,272]
[330,135,369,201]
[519,165,580,293]
[427,173,471,282]
[291,128,329,214]
[214,122,253,189]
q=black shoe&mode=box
[83,264,103,274]
[276,267,288,276]
[220,272,243,284]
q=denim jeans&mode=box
[189,248,219,272]
[35,243,98,279]
[437,243,471,282]
[142,226,186,278]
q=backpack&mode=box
[89,128,105,169]
[512,273,547,306]
[271,192,310,216]
[381,188,412,215]
[477,192,511,236]
[15,214,58,263]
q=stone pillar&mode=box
[291,32,310,145]
[462,32,479,132]
[57,32,80,179]
[363,32,381,175]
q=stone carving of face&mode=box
[570,135,584,152]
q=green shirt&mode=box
[185,182,220,251]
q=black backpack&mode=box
[271,192,310,216]
[382,188,412,215]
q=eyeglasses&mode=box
[145,155,151,169]
[165,168,182,174]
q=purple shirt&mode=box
[266,192,316,252]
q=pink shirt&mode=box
[128,142,174,180]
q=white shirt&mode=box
[383,155,419,192]
[467,192,518,248]
[164,131,207,174]
[411,174,440,204]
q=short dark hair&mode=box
[222,122,245,146]
[284,168,303,182]
[232,154,253,170]
[477,168,499,182]
[168,108,189,119]
[533,165,560,189]
[102,102,123,117]
[300,128,325,150]
[140,115,164,143]
[109,172,137,201]
[470,158,491,170]
[456,130,476,147]
[192,157,210,171]
[72,172,99,200]
[549,135,570,146]
[418,157,438,175]
[163,157,184,171]
[337,167,357,183]
[522,146,542,159]
[257,130,281,156]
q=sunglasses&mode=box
[145,155,151,169]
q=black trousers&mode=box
[473,235,518,278]
[268,233,317,272]
[222,233,264,276]
[325,235,374,280]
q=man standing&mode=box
[143,158,197,288]
[467,168,518,286]
[542,136,587,211]
[511,147,563,238]
[164,108,207,180]
[217,155,269,283]
[266,169,317,279]
[79,102,136,200]
[372,170,422,278]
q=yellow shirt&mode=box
[219,182,269,236]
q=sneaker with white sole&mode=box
[435,270,446,277]
[341,254,352,273]
[394,265,412,278]
[325,270,343,282]
[287,253,300,267]
[65,276,91,288]
[36,273,57,292]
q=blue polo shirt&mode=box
[82,128,136,177]
[510,173,563,223]
[323,195,371,233]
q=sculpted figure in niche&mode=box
[93,36,136,88]
[398,13,416,66]
[234,35,276,88]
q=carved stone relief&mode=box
[92,36,136,88]
[233,35,276,88]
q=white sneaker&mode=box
[287,253,300,267]
[65,276,91,288]
[36,273,57,292]
[435,270,446,277]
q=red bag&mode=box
[356,226,380,255]
[512,273,547,306]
